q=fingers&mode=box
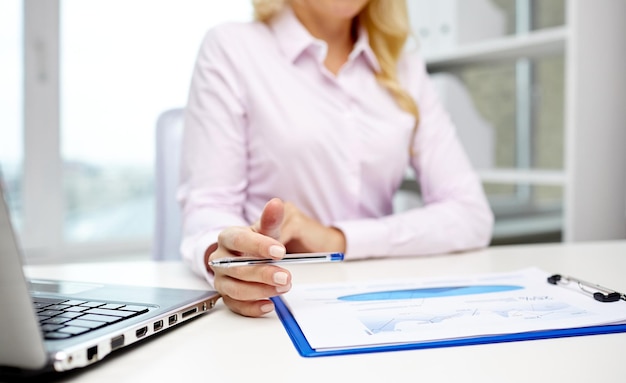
[211,198,290,317]
[221,296,275,318]
[214,268,292,317]
[215,262,291,290]
[254,198,284,240]
[216,226,285,260]
[214,268,291,300]
[211,224,291,317]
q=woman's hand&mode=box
[279,202,346,254]
[207,198,291,317]
[206,198,346,317]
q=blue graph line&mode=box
[337,285,523,301]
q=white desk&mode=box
[24,241,626,383]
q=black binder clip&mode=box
[547,274,625,303]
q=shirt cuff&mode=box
[333,218,392,260]
[180,230,219,288]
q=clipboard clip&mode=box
[547,274,626,303]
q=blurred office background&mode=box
[1,0,624,263]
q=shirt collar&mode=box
[350,26,380,72]
[269,6,381,73]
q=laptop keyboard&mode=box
[33,297,150,340]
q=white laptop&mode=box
[0,182,220,378]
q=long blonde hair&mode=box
[253,0,420,149]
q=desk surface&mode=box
[23,241,626,383]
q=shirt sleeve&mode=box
[333,55,494,260]
[178,27,250,286]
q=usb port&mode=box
[135,326,148,338]
[168,314,177,325]
[153,320,163,332]
[111,335,124,350]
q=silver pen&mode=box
[208,252,344,268]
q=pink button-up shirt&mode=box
[179,7,494,285]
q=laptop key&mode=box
[38,309,64,317]
[58,326,91,335]
[62,299,88,306]
[65,306,90,312]
[41,324,65,332]
[81,301,107,308]
[33,302,54,309]
[57,311,83,319]
[42,317,72,325]
[80,313,120,323]
[85,308,138,317]
[44,332,72,339]
[65,319,107,329]
[99,303,125,309]
[32,297,65,304]
[122,305,150,312]
[47,304,71,311]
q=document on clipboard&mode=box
[272,267,626,357]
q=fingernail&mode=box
[260,303,274,313]
[273,271,289,285]
[276,283,291,293]
[269,245,286,259]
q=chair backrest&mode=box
[153,108,184,260]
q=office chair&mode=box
[153,107,184,260]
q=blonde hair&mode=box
[253,0,286,21]
[253,0,420,150]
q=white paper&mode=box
[281,268,626,351]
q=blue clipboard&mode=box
[271,296,626,357]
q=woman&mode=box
[179,0,494,317]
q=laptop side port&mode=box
[135,326,148,339]
[153,320,163,332]
[87,346,98,362]
[111,335,125,351]
[168,314,177,325]
[182,307,198,319]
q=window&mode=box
[15,0,252,260]
[0,0,24,229]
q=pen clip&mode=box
[593,292,622,303]
[547,274,624,303]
